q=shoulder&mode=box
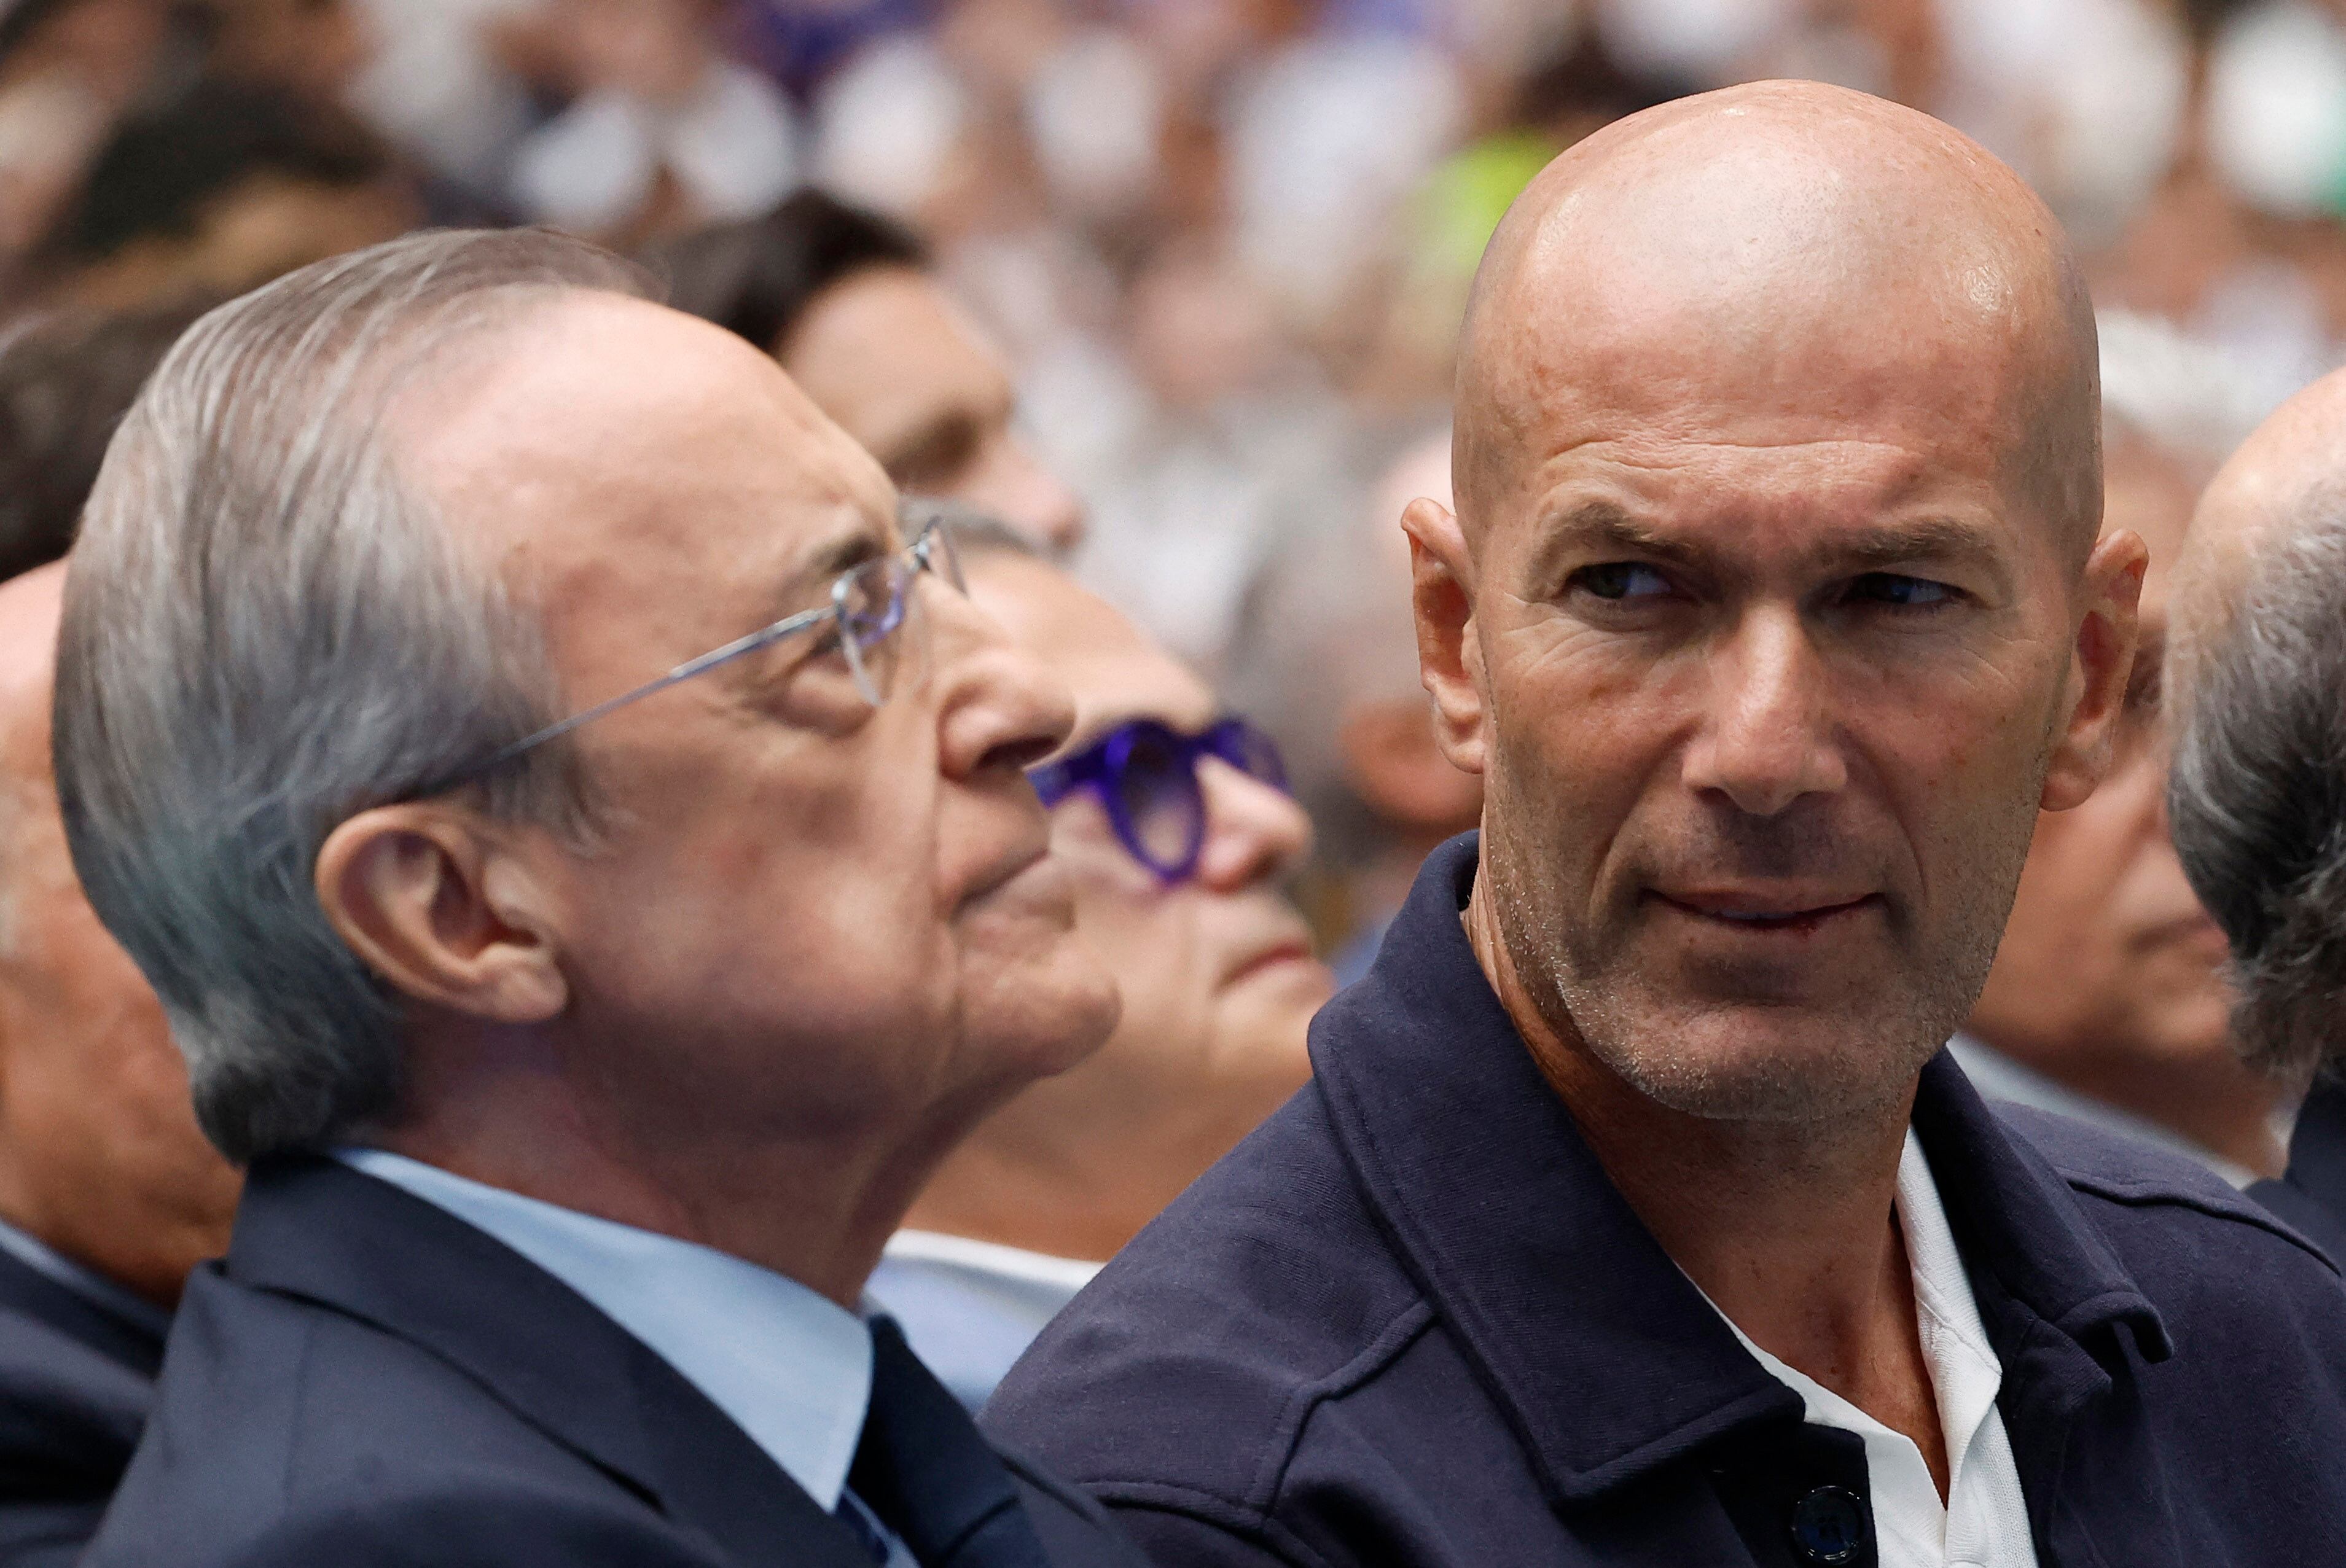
[0,1301,151,1481]
[1995,1103,2346,1328]
[985,1083,1431,1526]
[98,1269,628,1556]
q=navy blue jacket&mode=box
[0,1242,163,1567]
[85,1156,1148,1568]
[2254,1076,2346,1259]
[987,835,2346,1568]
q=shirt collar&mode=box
[0,1212,173,1341]
[335,1149,872,1510]
[1316,833,2168,1506]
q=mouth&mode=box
[1224,934,1327,989]
[961,828,1059,910]
[1649,889,1882,936]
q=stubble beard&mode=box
[1480,732,2047,1128]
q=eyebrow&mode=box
[1531,500,2008,581]
[769,517,890,618]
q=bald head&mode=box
[1455,81,2100,562]
[2170,367,2346,708]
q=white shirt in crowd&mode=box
[866,1230,1101,1413]
[1705,1131,2041,1568]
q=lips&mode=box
[1650,889,1880,934]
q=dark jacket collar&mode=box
[1312,833,2169,1508]
[229,1155,875,1568]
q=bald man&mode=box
[0,563,241,1564]
[987,84,2346,1568]
[2167,366,2346,1253]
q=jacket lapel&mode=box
[229,1156,875,1568]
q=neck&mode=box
[1968,1027,2287,1179]
[1463,884,1950,1494]
[376,1022,960,1311]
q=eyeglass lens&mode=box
[1114,725,1208,874]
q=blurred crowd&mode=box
[7,0,2346,956]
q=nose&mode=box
[1679,607,1847,817]
[926,580,1077,779]
[1192,760,1314,892]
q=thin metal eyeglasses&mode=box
[432,513,964,794]
[1027,716,1290,884]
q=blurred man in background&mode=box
[0,300,244,1563]
[871,526,1327,1410]
[1952,311,2288,1185]
[0,563,241,1567]
[2167,362,2346,1253]
[651,189,1087,552]
[1238,424,1480,986]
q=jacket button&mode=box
[1787,1485,1867,1565]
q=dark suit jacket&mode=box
[84,1156,1146,1568]
[2253,1075,2346,1258]
[0,1238,164,1567]
[987,833,2346,1568]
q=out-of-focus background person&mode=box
[870,525,1329,1411]
[0,563,239,1568]
[1235,423,1479,984]
[2167,361,2346,1252]
[651,190,1087,550]
[1950,310,2285,1184]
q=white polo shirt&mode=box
[1708,1131,2040,1568]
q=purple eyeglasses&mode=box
[1027,717,1290,884]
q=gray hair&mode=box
[2169,499,2346,1081]
[55,228,653,1163]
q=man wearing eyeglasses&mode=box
[869,533,1331,1410]
[60,230,1144,1568]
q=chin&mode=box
[1586,1004,1934,1125]
[967,952,1124,1085]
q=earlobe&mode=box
[313,807,569,1025]
[2039,529,2148,812]
[1401,497,1489,777]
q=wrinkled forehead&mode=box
[396,294,897,649]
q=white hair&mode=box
[54,229,650,1163]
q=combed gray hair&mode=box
[55,228,653,1164]
[2169,500,2346,1081]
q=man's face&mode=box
[1441,306,2106,1125]
[411,298,1117,1154]
[971,555,1326,1123]
[1969,437,2232,1076]
[0,566,238,1305]
[781,267,1086,552]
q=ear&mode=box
[313,805,569,1024]
[1400,496,1488,776]
[2039,528,2149,812]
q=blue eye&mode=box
[1572,563,1673,601]
[1850,573,1953,609]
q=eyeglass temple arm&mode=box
[448,605,836,786]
